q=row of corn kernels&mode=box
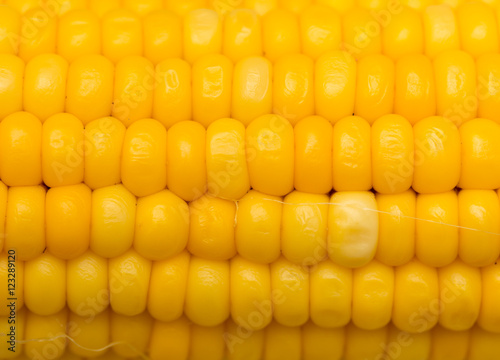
[4,112,500,198]
[5,0,500,17]
[1,49,498,128]
[1,309,499,360]
[2,249,500,333]
[3,183,500,267]
[5,2,500,65]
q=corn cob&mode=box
[1,1,500,360]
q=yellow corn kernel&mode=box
[185,256,230,326]
[225,318,265,360]
[230,255,272,331]
[5,186,45,261]
[434,50,477,126]
[400,0,435,11]
[439,259,481,331]
[25,309,67,360]
[243,0,278,15]
[24,54,67,122]
[246,114,294,196]
[300,5,342,59]
[190,323,225,360]
[317,0,355,13]
[68,310,109,358]
[294,116,332,194]
[206,118,250,200]
[352,260,394,330]
[149,317,191,360]
[46,184,91,260]
[25,252,66,316]
[223,9,262,62]
[0,253,24,316]
[310,260,352,328]
[393,259,439,333]
[356,0,390,10]
[278,0,312,13]
[282,191,328,265]
[383,7,424,60]
[165,0,208,17]
[264,321,301,360]
[375,190,416,266]
[262,9,301,62]
[342,7,382,60]
[332,116,371,191]
[148,251,190,322]
[232,56,272,126]
[344,323,387,360]
[109,248,151,316]
[134,190,189,261]
[121,119,167,197]
[0,182,7,252]
[18,8,57,62]
[302,321,344,360]
[0,309,25,359]
[110,311,153,358]
[355,54,395,123]
[271,256,309,327]
[53,0,88,16]
[0,6,19,55]
[66,54,114,125]
[58,10,100,63]
[478,259,500,333]
[188,195,236,260]
[89,0,121,17]
[423,5,460,59]
[328,191,378,268]
[193,54,232,127]
[184,9,222,64]
[84,117,126,190]
[458,190,500,267]
[5,0,38,13]
[459,118,500,189]
[123,0,162,16]
[67,250,108,316]
[372,114,414,194]
[0,54,24,120]
[90,184,136,258]
[477,54,500,124]
[143,10,182,65]
[112,56,155,126]
[468,326,500,360]
[102,9,143,63]
[235,190,282,264]
[395,55,436,124]
[413,116,460,193]
[457,2,499,58]
[42,113,84,187]
[0,112,41,187]
[273,54,314,125]
[166,121,206,202]
[153,58,192,128]
[315,51,357,124]
[416,191,459,267]
[387,323,432,360]
[430,325,470,360]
